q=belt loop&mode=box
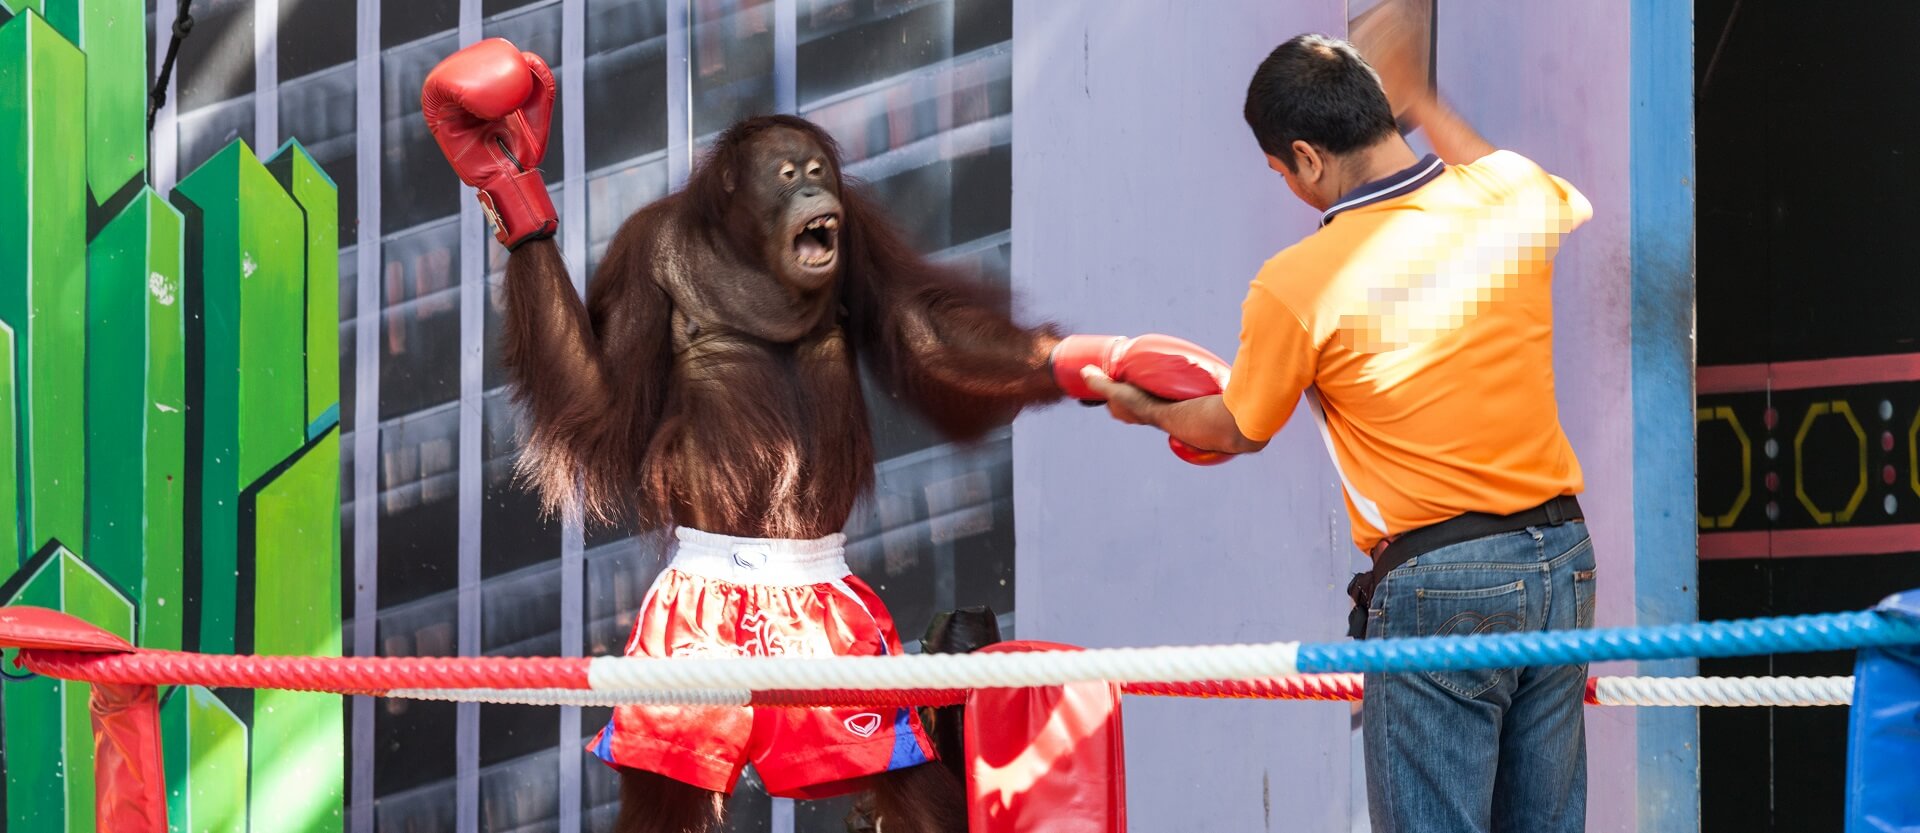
[1543,497,1566,525]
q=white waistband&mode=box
[666,527,851,587]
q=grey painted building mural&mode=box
[157,0,1015,830]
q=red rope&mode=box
[751,688,971,707]
[1124,674,1364,701]
[20,649,591,693]
[740,674,1614,706]
[743,677,1368,708]
[21,646,1362,705]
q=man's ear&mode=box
[1290,140,1324,182]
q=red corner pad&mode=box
[0,606,135,653]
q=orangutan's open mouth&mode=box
[793,214,839,269]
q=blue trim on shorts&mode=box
[591,715,617,765]
[874,622,928,769]
[886,708,930,770]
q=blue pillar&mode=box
[1630,0,1699,829]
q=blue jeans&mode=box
[1362,521,1596,833]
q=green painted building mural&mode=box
[0,1,343,830]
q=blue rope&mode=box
[1295,610,1920,675]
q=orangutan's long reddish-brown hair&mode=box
[497,115,1063,536]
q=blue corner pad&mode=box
[1874,589,1920,620]
[1845,588,1920,833]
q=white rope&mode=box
[386,687,755,707]
[1590,676,1853,707]
[577,642,1303,691]
[386,675,1860,707]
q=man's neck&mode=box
[1334,139,1423,201]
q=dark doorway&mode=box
[1696,1,1920,830]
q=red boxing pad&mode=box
[1110,337,1237,466]
[964,642,1126,833]
[1110,336,1230,401]
[1050,334,1229,403]
[1050,334,1240,466]
[1168,438,1234,466]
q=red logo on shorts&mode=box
[843,713,883,738]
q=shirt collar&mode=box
[1318,154,1445,227]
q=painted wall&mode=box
[1013,3,1362,831]
[0,2,343,831]
[1431,6,1642,832]
[1012,3,1687,832]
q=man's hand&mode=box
[1080,367,1156,426]
[1079,368,1269,458]
[1053,334,1238,464]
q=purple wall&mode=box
[1011,3,1653,830]
[1432,6,1640,832]
[1012,3,1360,830]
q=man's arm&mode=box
[1348,0,1495,164]
[1076,280,1309,455]
[1081,369,1270,456]
[1404,96,1495,165]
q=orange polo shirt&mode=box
[1222,150,1593,554]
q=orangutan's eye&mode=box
[806,161,824,178]
[779,162,797,182]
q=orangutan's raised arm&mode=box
[838,187,1066,441]
[500,230,673,525]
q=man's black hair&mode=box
[1243,34,1399,171]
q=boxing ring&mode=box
[6,591,1917,832]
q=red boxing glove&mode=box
[1051,334,1238,466]
[421,38,559,249]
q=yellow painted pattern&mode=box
[1696,406,1751,529]
[1793,401,1867,524]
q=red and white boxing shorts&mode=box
[586,527,936,798]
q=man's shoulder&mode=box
[1256,230,1349,283]
[1451,149,1593,231]
[1252,217,1387,295]
[1248,234,1354,330]
[1452,149,1565,195]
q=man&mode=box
[1081,31,1597,833]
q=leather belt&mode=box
[1344,495,1583,639]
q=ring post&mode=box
[1844,590,1920,832]
[0,607,168,832]
[963,642,1126,833]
